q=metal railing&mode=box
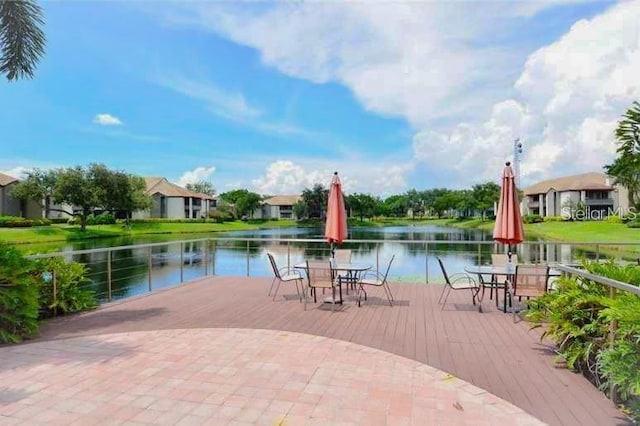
[27,237,640,304]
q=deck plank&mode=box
[35,276,630,426]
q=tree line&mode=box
[293,182,501,221]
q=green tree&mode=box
[219,189,262,218]
[1,0,46,81]
[186,181,215,196]
[605,101,640,209]
[9,168,57,215]
[300,184,328,219]
[382,194,408,217]
[346,193,377,221]
[405,189,424,219]
[12,164,152,231]
[236,192,262,218]
[471,181,501,219]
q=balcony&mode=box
[585,197,614,206]
[528,200,540,208]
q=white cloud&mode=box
[93,113,123,126]
[414,2,640,187]
[250,159,410,196]
[177,166,216,187]
[0,166,30,180]
[158,76,261,121]
[156,75,317,138]
[152,2,639,189]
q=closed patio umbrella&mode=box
[493,162,524,261]
[325,172,348,256]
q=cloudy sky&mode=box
[1,1,639,196]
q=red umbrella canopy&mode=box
[493,162,525,245]
[325,172,348,244]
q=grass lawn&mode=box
[0,220,299,245]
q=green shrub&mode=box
[605,215,623,224]
[208,210,234,223]
[628,221,640,229]
[36,258,97,317]
[543,215,564,222]
[523,214,543,224]
[0,243,40,343]
[86,213,116,225]
[526,259,640,421]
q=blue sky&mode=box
[2,1,637,196]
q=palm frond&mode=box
[0,0,46,81]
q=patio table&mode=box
[295,261,372,304]
[464,265,513,312]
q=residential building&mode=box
[133,177,216,220]
[0,172,42,219]
[253,195,301,220]
[522,172,629,219]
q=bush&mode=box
[523,214,543,224]
[36,257,97,317]
[208,210,234,223]
[526,259,640,421]
[604,214,622,224]
[0,215,36,228]
[627,222,640,228]
[86,213,116,225]
[543,215,564,222]
[0,243,40,343]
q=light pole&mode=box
[513,138,523,188]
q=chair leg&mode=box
[272,280,282,301]
[268,277,278,296]
[440,286,451,310]
[382,282,394,302]
[383,284,393,306]
[438,284,449,304]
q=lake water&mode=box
[33,224,601,303]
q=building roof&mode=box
[0,172,18,187]
[144,177,215,200]
[524,172,613,196]
[263,195,301,206]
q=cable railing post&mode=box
[107,250,112,302]
[212,240,216,275]
[609,285,618,403]
[204,240,209,276]
[246,240,250,276]
[147,246,152,292]
[425,242,429,284]
[52,269,57,316]
[376,244,380,275]
[287,241,291,269]
[595,243,600,261]
[180,242,184,283]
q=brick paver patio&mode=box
[2,276,631,425]
[0,328,542,425]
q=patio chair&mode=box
[486,254,518,304]
[333,249,355,292]
[506,264,549,322]
[304,260,340,312]
[436,257,480,311]
[356,255,395,307]
[267,252,304,302]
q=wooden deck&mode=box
[37,276,629,426]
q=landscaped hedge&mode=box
[0,215,51,228]
[523,214,544,224]
[526,260,640,421]
[0,243,97,343]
